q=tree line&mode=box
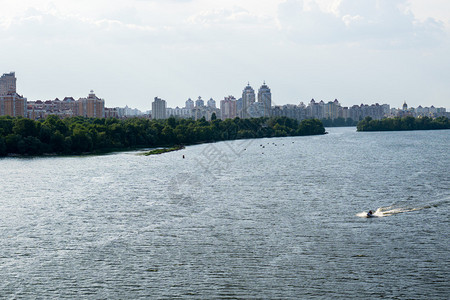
[357,116,450,131]
[0,115,326,156]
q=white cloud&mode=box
[342,14,363,27]
[277,0,447,47]
[0,0,449,109]
[188,7,268,26]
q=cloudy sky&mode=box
[1,0,449,110]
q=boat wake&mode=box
[357,198,448,218]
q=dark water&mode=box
[0,127,449,299]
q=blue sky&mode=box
[1,0,449,110]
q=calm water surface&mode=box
[0,127,449,299]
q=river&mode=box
[0,127,449,299]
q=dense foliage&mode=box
[0,115,325,156]
[357,116,450,131]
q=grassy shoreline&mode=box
[140,145,185,156]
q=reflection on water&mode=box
[0,128,449,299]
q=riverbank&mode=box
[357,116,449,131]
[140,145,185,156]
[0,116,326,157]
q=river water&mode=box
[0,127,449,299]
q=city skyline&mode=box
[1,0,449,111]
[5,73,448,116]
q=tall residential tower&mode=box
[78,90,105,118]
[241,83,255,118]
[152,97,167,120]
[0,72,16,95]
[0,72,27,117]
[258,81,271,117]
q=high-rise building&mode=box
[258,81,271,117]
[207,98,216,109]
[324,99,340,120]
[236,98,243,114]
[403,101,408,111]
[152,97,167,119]
[185,98,194,109]
[0,94,27,117]
[78,90,105,118]
[220,96,237,120]
[0,72,16,95]
[242,83,255,118]
[195,96,204,107]
[0,72,27,117]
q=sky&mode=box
[1,0,449,111]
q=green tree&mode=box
[13,118,39,137]
[63,136,72,153]
[5,134,22,154]
[50,131,65,153]
[357,116,449,131]
[0,116,14,137]
[71,126,93,153]
[0,136,6,156]
[19,136,44,155]
[167,116,177,128]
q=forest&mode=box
[357,116,450,131]
[0,115,326,156]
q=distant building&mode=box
[152,97,167,119]
[0,72,16,95]
[236,98,243,114]
[272,104,307,120]
[242,83,255,118]
[27,96,78,119]
[247,102,266,118]
[258,82,272,117]
[307,99,322,119]
[390,103,446,118]
[0,72,27,117]
[0,93,27,117]
[324,99,340,119]
[185,98,194,109]
[220,96,237,120]
[167,106,192,119]
[191,105,220,121]
[104,107,119,118]
[78,90,105,118]
[116,105,144,118]
[195,96,205,107]
[207,98,216,109]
